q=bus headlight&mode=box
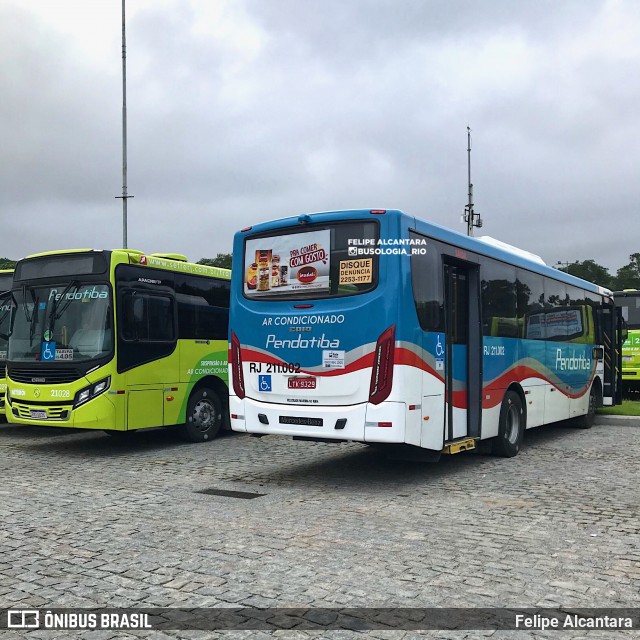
[92,378,110,396]
[76,389,91,405]
[74,376,111,408]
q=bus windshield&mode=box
[243,220,379,300]
[616,293,640,330]
[9,283,113,363]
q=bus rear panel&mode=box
[230,211,409,443]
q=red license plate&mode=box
[288,376,317,390]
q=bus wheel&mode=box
[574,386,596,429]
[182,388,222,442]
[492,390,525,457]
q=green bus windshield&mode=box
[9,283,113,363]
[616,294,640,330]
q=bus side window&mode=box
[543,279,569,342]
[175,275,230,341]
[132,297,145,328]
[121,293,139,340]
[517,269,545,340]
[410,231,444,332]
[480,258,516,338]
[122,292,175,342]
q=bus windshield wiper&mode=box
[22,286,41,347]
[47,280,79,337]
[21,285,34,324]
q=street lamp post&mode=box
[115,0,133,248]
[463,126,482,236]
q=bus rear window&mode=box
[243,221,379,300]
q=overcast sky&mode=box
[1,0,638,273]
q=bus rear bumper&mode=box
[229,396,407,443]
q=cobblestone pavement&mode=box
[0,418,638,639]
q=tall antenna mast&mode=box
[116,0,133,248]
[463,126,482,236]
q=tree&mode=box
[197,253,232,270]
[560,260,612,289]
[612,253,640,291]
[0,258,16,270]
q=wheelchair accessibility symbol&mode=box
[434,334,445,371]
[41,341,56,362]
[259,375,272,392]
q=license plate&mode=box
[287,376,317,390]
[279,416,323,427]
[30,410,47,419]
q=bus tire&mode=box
[182,387,222,443]
[574,386,597,429]
[492,390,525,458]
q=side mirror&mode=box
[621,325,629,343]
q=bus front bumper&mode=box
[229,396,407,443]
[6,393,117,430]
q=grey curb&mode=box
[595,414,640,427]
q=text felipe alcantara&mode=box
[516,614,633,630]
[348,237,427,256]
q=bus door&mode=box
[616,305,625,404]
[443,262,481,442]
[117,280,177,429]
[599,302,622,406]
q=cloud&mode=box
[0,0,638,275]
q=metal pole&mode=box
[467,126,473,237]
[121,0,128,248]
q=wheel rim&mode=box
[191,399,218,433]
[505,404,520,444]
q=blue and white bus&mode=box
[229,209,620,458]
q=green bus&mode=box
[5,249,230,441]
[614,289,640,392]
[0,269,14,421]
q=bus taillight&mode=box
[230,331,245,399]
[368,325,395,405]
